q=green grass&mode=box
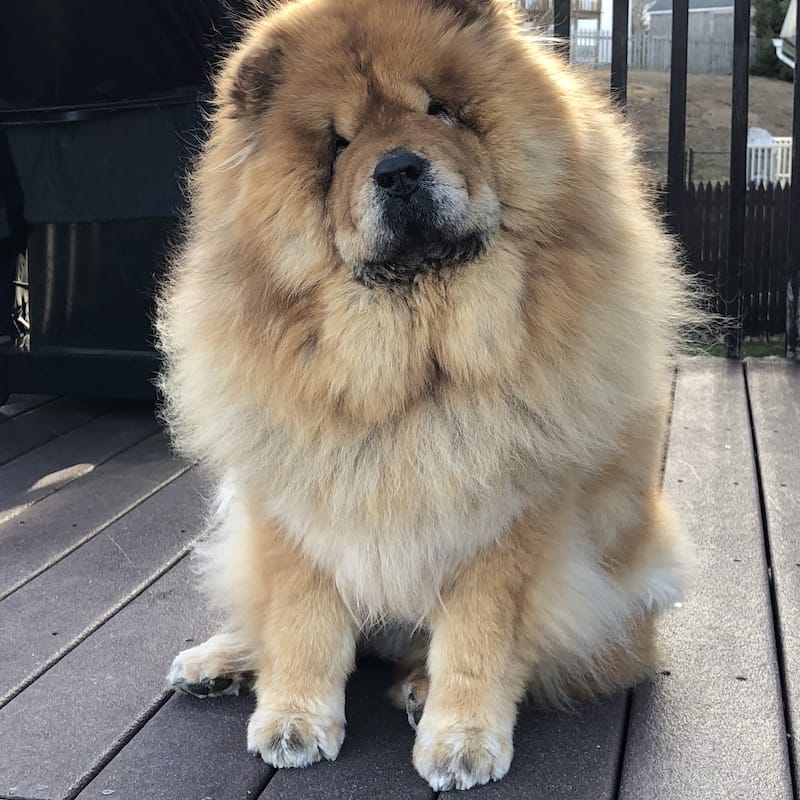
[691,338,786,358]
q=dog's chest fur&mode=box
[268,482,527,623]
[242,395,555,622]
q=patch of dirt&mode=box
[583,69,796,182]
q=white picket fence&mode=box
[568,30,737,74]
[747,137,793,185]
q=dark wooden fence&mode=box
[669,182,793,338]
[552,0,800,357]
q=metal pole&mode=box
[553,0,571,59]
[725,0,751,358]
[786,0,800,358]
[610,0,629,107]
[666,0,689,236]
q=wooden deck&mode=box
[1,356,798,800]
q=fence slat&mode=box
[703,184,717,297]
[773,184,789,335]
[769,184,780,331]
[757,185,771,329]
[742,185,757,333]
[674,181,791,337]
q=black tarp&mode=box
[0,0,250,225]
[0,0,243,114]
[6,105,205,222]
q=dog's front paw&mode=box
[413,718,513,791]
[247,707,345,768]
[168,647,251,698]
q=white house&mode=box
[773,0,796,70]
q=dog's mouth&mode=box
[344,149,499,289]
[354,230,489,288]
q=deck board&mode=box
[0,394,56,421]
[0,434,188,599]
[75,692,270,800]
[457,694,628,800]
[258,662,432,800]
[745,358,800,780]
[0,407,159,525]
[75,661,432,800]
[0,397,109,466]
[2,361,798,800]
[0,559,211,800]
[0,470,206,706]
[618,358,794,800]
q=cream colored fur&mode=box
[158,0,697,790]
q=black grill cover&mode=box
[0,0,252,225]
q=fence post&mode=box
[553,0,571,59]
[666,0,689,236]
[611,0,629,106]
[724,0,751,358]
[786,0,800,358]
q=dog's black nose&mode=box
[374,150,426,198]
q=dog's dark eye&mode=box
[427,100,452,122]
[333,135,350,160]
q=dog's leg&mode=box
[246,530,357,769]
[169,631,256,697]
[412,537,528,792]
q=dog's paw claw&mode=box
[174,675,239,698]
[168,651,249,698]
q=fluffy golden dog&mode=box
[157,0,694,790]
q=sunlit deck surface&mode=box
[1,356,798,800]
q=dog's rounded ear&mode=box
[218,37,284,118]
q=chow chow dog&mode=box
[157,0,694,790]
